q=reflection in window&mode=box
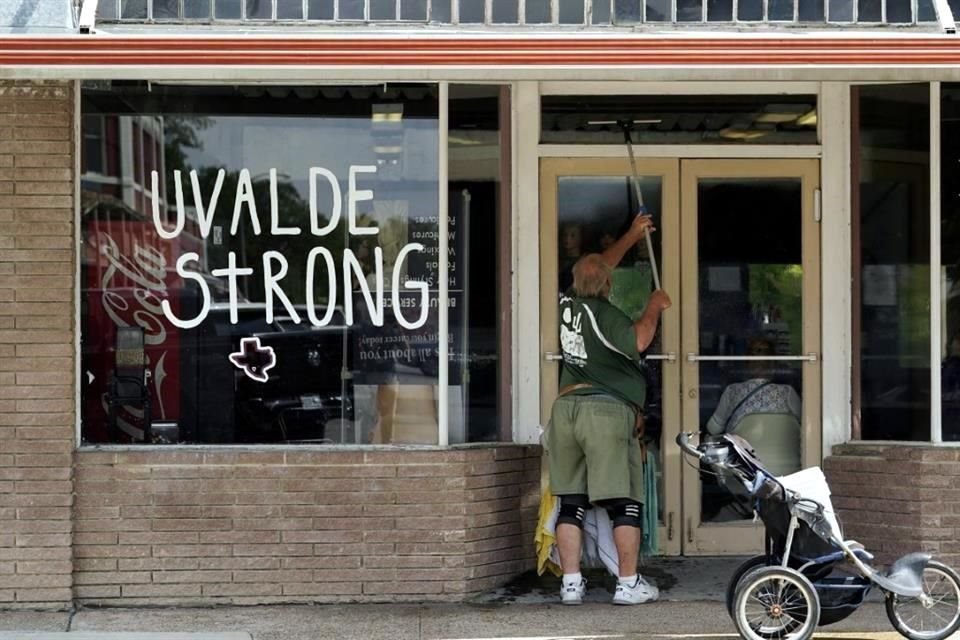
[700,360,803,522]
[541,95,818,145]
[798,0,824,20]
[615,0,643,22]
[120,0,148,19]
[707,0,734,20]
[738,0,763,20]
[678,0,703,21]
[941,85,960,441]
[592,0,612,21]
[308,0,336,19]
[493,0,520,22]
[97,0,935,22]
[216,0,242,18]
[559,0,585,22]
[459,0,485,22]
[853,84,930,441]
[647,0,672,20]
[829,0,854,20]
[247,0,273,18]
[449,86,511,443]
[525,0,551,22]
[80,82,441,446]
[858,0,881,21]
[697,178,804,521]
[769,0,794,20]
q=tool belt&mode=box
[557,382,646,442]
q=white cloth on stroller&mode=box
[776,466,844,543]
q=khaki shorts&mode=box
[545,394,644,504]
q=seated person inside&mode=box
[706,337,803,476]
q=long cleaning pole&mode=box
[621,125,661,291]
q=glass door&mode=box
[680,159,822,554]
[539,158,682,555]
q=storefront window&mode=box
[940,85,960,441]
[80,82,442,445]
[448,86,511,443]
[540,95,818,145]
[853,84,930,441]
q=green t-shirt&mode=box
[558,293,647,410]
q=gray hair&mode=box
[572,254,611,298]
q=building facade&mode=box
[2,0,960,609]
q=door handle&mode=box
[667,512,674,541]
[645,353,677,362]
[687,517,693,544]
[544,351,563,362]
[686,353,819,363]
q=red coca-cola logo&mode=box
[83,224,182,442]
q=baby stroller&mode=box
[676,431,960,640]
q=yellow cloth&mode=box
[535,489,562,577]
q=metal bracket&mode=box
[79,0,99,33]
[933,0,957,33]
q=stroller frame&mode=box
[677,431,960,640]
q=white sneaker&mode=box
[560,577,587,605]
[612,576,659,605]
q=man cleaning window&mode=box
[546,213,671,606]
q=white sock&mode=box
[618,574,638,586]
[562,572,583,586]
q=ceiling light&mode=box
[795,110,818,127]
[755,103,810,124]
[719,127,770,141]
[372,103,403,123]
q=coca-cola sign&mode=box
[83,221,182,443]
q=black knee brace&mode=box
[604,499,643,529]
[557,494,590,529]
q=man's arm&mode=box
[632,289,671,352]
[601,214,654,269]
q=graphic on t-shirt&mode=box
[560,299,587,366]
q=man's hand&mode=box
[649,289,671,312]
[633,290,671,352]
[601,213,656,269]
[629,214,656,241]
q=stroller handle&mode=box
[676,432,704,460]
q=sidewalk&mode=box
[0,600,904,640]
[0,558,909,640]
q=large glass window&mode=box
[448,86,511,443]
[940,85,960,441]
[80,82,444,446]
[853,84,930,441]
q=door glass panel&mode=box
[696,177,804,523]
[556,176,665,521]
[699,360,804,522]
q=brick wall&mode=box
[0,80,76,608]
[824,445,960,568]
[73,446,540,605]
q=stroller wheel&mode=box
[733,566,819,640]
[886,560,960,640]
[727,555,771,620]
